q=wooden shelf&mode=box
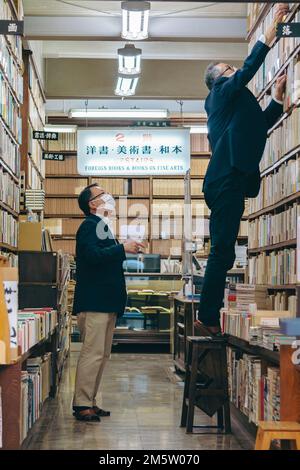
[113,329,170,345]
[248,191,300,220]
[0,157,19,183]
[248,239,297,255]
[227,335,279,365]
[152,195,204,200]
[260,144,300,178]
[0,242,18,252]
[265,284,298,291]
[0,201,19,218]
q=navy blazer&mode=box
[204,40,283,192]
[73,214,127,316]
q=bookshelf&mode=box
[223,2,300,431]
[0,0,23,259]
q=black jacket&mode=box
[73,214,127,316]
[204,40,283,196]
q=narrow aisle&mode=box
[23,353,253,450]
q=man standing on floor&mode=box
[196,3,289,335]
[72,183,144,421]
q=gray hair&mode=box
[205,62,221,90]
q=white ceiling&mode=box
[24,1,247,18]
[23,1,248,104]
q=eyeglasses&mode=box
[219,65,235,78]
[89,191,105,203]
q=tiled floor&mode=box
[23,352,254,450]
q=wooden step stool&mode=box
[180,335,231,434]
[255,421,300,450]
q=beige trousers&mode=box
[73,312,116,408]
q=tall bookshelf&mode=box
[20,48,46,216]
[0,0,23,265]
[225,2,300,432]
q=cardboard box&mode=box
[18,222,42,251]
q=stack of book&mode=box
[25,189,45,211]
[263,367,280,421]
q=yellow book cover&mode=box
[0,273,11,364]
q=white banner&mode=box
[77,128,190,176]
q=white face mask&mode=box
[95,193,116,222]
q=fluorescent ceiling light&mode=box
[44,124,77,133]
[69,109,169,119]
[115,73,139,97]
[185,125,208,134]
[118,44,142,75]
[121,1,150,41]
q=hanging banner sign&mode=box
[0,20,24,35]
[77,128,190,176]
[43,153,65,161]
[277,23,300,37]
[33,131,59,141]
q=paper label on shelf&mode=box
[260,318,280,327]
[77,128,190,176]
[3,281,18,351]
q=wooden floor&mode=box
[23,352,254,450]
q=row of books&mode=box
[190,133,210,154]
[0,251,17,266]
[284,57,300,111]
[0,209,17,246]
[27,159,44,190]
[0,72,22,142]
[0,35,23,103]
[248,248,297,286]
[20,353,52,443]
[18,309,58,354]
[269,290,297,314]
[227,348,280,424]
[44,217,83,236]
[28,122,45,176]
[248,203,297,249]
[0,121,20,175]
[52,239,76,257]
[260,106,300,172]
[29,92,44,131]
[249,5,300,97]
[90,177,126,196]
[47,132,76,151]
[28,58,46,127]
[249,158,300,213]
[152,179,203,197]
[0,0,23,64]
[131,178,149,196]
[247,2,267,33]
[0,166,20,211]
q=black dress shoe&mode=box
[73,408,101,422]
[93,406,111,417]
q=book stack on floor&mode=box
[227,348,280,425]
[25,189,45,212]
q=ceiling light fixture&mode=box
[44,124,77,133]
[69,109,169,119]
[118,44,142,75]
[114,73,140,97]
[121,1,150,41]
[184,125,208,134]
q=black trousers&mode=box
[198,170,246,327]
